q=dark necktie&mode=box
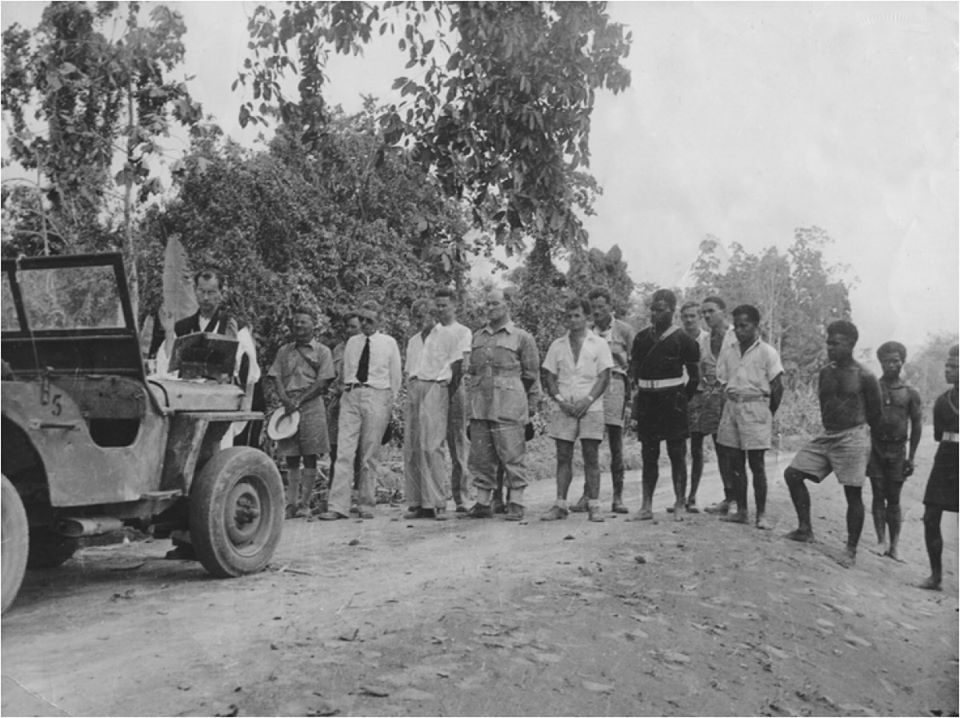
[356,337,371,383]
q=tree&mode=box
[509,236,567,355]
[565,244,634,317]
[237,1,631,254]
[2,2,203,313]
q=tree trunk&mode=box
[125,82,139,323]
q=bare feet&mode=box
[917,575,942,591]
[685,499,700,514]
[672,502,685,521]
[628,508,654,522]
[836,545,857,568]
[785,528,815,543]
[720,512,748,524]
[881,547,903,562]
[755,515,772,530]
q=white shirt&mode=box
[341,330,402,394]
[406,323,466,382]
[542,330,614,413]
[717,338,784,398]
[443,320,473,365]
[152,326,259,383]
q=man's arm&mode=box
[905,388,923,476]
[573,369,611,419]
[769,373,784,415]
[389,338,403,396]
[682,336,700,399]
[519,332,542,410]
[268,375,296,415]
[862,371,883,431]
[542,369,575,416]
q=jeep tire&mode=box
[189,447,283,578]
[2,474,29,613]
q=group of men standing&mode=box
[170,267,956,589]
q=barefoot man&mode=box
[867,341,922,560]
[783,320,882,566]
[918,345,958,590]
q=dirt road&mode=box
[2,444,957,717]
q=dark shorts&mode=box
[923,442,958,512]
[687,390,724,435]
[634,388,688,442]
[866,441,907,483]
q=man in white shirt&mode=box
[319,300,402,521]
[403,298,466,520]
[434,287,474,512]
[540,298,614,523]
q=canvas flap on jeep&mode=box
[1,253,144,379]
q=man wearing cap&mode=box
[320,300,402,520]
[461,288,540,521]
[403,298,466,520]
[628,288,700,521]
[268,308,336,518]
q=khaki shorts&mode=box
[548,408,605,442]
[602,375,628,427]
[716,399,772,450]
[788,424,871,487]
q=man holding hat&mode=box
[267,308,336,518]
[320,300,402,520]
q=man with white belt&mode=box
[628,289,700,521]
[715,304,784,529]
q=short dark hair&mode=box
[651,288,677,311]
[731,304,761,324]
[434,287,455,300]
[411,298,434,315]
[194,268,225,289]
[702,296,726,310]
[291,306,315,322]
[876,341,906,361]
[564,297,592,315]
[587,287,612,304]
[827,320,859,344]
[680,301,700,313]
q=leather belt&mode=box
[411,377,449,385]
[943,432,959,443]
[344,382,370,391]
[636,377,685,390]
[726,394,768,403]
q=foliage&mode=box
[237,1,631,254]
[2,1,204,311]
[138,106,469,369]
[508,236,568,356]
[686,226,854,383]
[903,332,960,411]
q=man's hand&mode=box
[571,397,593,419]
[282,398,299,415]
[903,459,914,478]
[557,399,577,417]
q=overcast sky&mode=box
[2,1,957,354]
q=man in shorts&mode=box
[715,305,784,529]
[628,289,700,521]
[690,296,738,514]
[919,345,958,590]
[867,341,922,560]
[569,287,635,514]
[540,298,614,523]
[784,320,882,566]
[268,308,336,518]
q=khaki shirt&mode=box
[268,340,335,394]
[467,321,540,424]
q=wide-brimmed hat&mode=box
[266,408,300,441]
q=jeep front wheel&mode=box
[2,474,29,613]
[189,447,283,578]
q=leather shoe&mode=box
[588,507,605,523]
[359,510,375,519]
[491,494,506,514]
[317,511,348,521]
[611,496,628,514]
[569,495,588,513]
[540,505,569,521]
[434,508,449,521]
[460,503,493,519]
[403,507,426,519]
[504,502,524,521]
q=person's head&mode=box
[700,296,727,331]
[434,287,457,324]
[649,289,676,330]
[343,312,361,338]
[564,297,591,334]
[485,288,509,326]
[946,345,959,386]
[680,301,701,333]
[876,341,907,380]
[826,320,859,363]
[290,307,315,342]
[194,269,225,316]
[356,300,382,336]
[411,298,436,332]
[588,287,613,326]
[731,304,761,346]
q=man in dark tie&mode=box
[319,300,402,520]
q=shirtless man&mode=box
[867,341,922,559]
[783,320,882,566]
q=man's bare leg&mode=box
[631,440,659,520]
[869,475,887,547]
[721,449,749,524]
[837,485,864,567]
[919,506,944,590]
[748,449,771,529]
[784,467,815,542]
[666,439,687,521]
